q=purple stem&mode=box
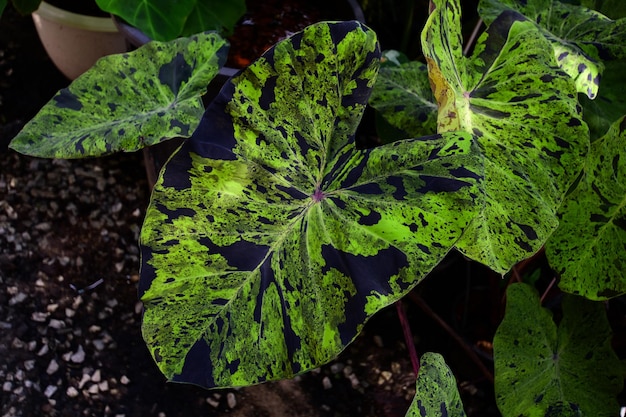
[395,300,420,376]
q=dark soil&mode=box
[1,4,625,417]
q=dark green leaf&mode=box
[10,0,41,15]
[582,0,626,19]
[479,0,626,98]
[96,0,194,41]
[139,21,482,388]
[405,352,467,417]
[545,115,626,299]
[182,0,246,37]
[9,32,227,158]
[423,0,588,273]
[494,283,622,417]
[579,59,626,140]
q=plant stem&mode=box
[395,300,420,375]
[540,277,557,304]
[463,18,484,56]
[407,292,494,383]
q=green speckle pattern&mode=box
[546,115,626,299]
[405,352,467,417]
[139,21,482,388]
[423,0,588,273]
[9,32,227,158]
[494,283,622,417]
[479,0,626,98]
[369,59,438,138]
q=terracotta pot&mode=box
[31,1,127,80]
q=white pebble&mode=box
[66,386,79,398]
[9,292,27,305]
[227,392,237,409]
[322,376,332,390]
[49,319,66,329]
[78,374,91,389]
[46,359,59,375]
[70,345,85,363]
[120,375,130,385]
[91,370,101,383]
[31,312,48,323]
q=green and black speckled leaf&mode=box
[369,58,438,138]
[545,116,626,300]
[405,352,467,417]
[9,32,227,158]
[423,0,588,273]
[479,0,626,98]
[139,21,482,388]
[494,283,622,417]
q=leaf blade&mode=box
[9,32,228,158]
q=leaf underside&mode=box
[494,283,622,417]
[139,21,482,388]
[423,0,588,273]
[545,115,626,299]
[479,0,626,99]
[405,352,467,417]
[9,32,227,159]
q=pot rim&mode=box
[33,1,117,33]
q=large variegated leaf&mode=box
[405,353,467,417]
[369,58,438,138]
[494,283,622,417]
[423,0,588,273]
[139,21,482,388]
[9,32,227,158]
[479,0,626,98]
[545,116,626,299]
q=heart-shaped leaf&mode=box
[405,352,467,417]
[369,58,438,138]
[479,0,626,98]
[139,21,482,388]
[423,0,588,273]
[9,32,228,158]
[96,0,195,42]
[545,115,626,299]
[494,283,622,417]
[96,0,246,41]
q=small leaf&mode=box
[545,115,626,299]
[423,0,588,273]
[9,32,228,158]
[369,59,438,138]
[10,0,40,15]
[139,21,482,388]
[405,352,467,417]
[182,0,246,37]
[494,283,622,417]
[479,0,626,98]
[96,0,194,42]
